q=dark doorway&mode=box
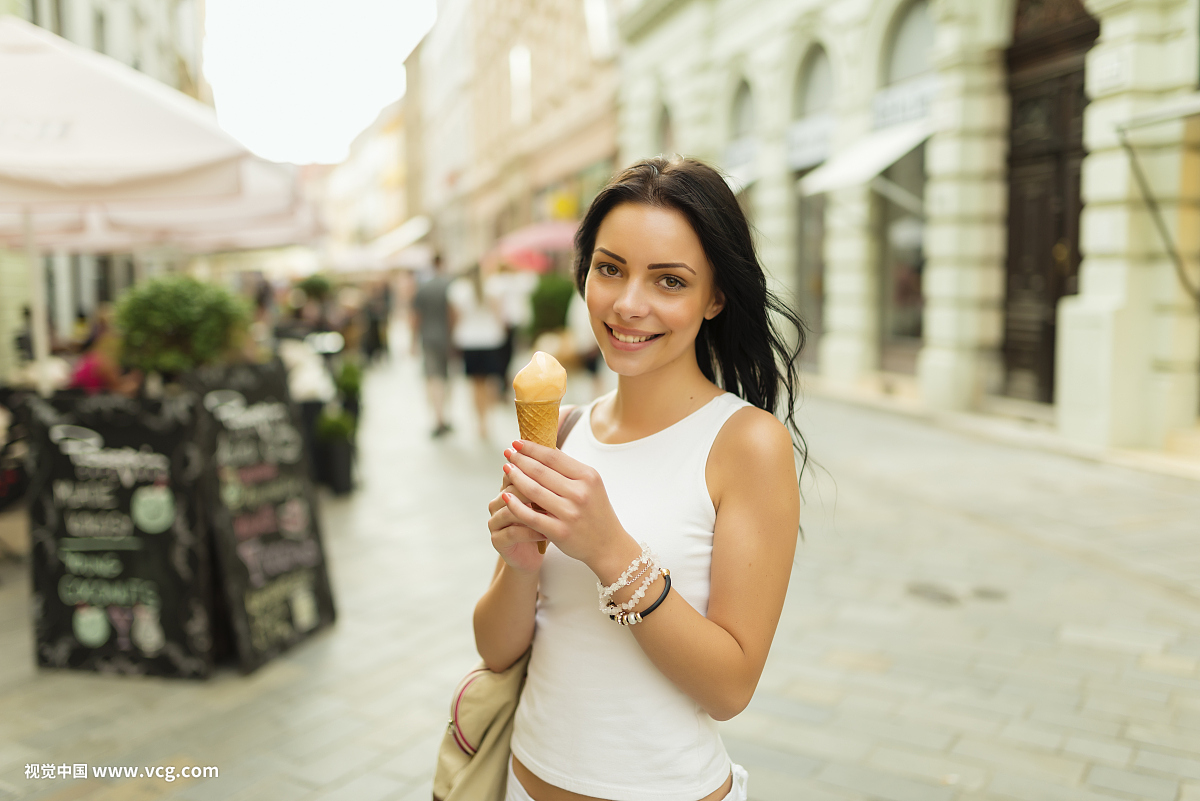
[1003,0,1099,403]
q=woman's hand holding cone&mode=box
[497,439,630,575]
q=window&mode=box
[886,0,934,86]
[509,45,532,126]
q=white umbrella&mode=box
[0,15,250,392]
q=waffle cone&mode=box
[515,399,560,553]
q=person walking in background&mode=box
[566,290,604,401]
[492,262,538,398]
[448,263,507,441]
[411,254,455,437]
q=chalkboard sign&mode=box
[22,392,214,678]
[191,361,336,673]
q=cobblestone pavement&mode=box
[1,348,1199,801]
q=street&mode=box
[1,346,1199,801]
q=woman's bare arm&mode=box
[499,407,799,719]
[473,556,539,672]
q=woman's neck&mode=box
[598,357,722,443]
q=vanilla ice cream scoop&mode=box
[513,351,567,403]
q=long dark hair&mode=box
[574,157,809,480]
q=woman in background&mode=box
[448,264,508,440]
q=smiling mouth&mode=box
[606,324,663,344]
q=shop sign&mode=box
[873,74,939,129]
[787,113,834,171]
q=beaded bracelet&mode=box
[597,542,654,602]
[601,560,661,615]
[612,569,671,626]
[597,559,655,614]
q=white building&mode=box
[0,0,209,382]
[617,0,1200,456]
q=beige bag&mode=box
[432,406,583,801]
[432,649,531,801]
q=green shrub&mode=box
[335,361,362,400]
[116,275,249,375]
[529,273,576,340]
[296,274,332,302]
[316,407,356,441]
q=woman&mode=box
[475,158,806,801]
[448,264,508,439]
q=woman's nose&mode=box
[613,280,649,319]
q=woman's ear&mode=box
[704,288,726,320]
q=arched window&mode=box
[657,105,674,155]
[886,0,934,86]
[731,81,754,140]
[789,46,834,170]
[723,79,757,193]
[794,47,833,120]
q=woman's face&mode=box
[584,203,724,379]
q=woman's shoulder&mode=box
[708,403,795,495]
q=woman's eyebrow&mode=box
[648,262,695,275]
[594,247,626,264]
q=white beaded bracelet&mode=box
[600,559,660,615]
[597,542,654,602]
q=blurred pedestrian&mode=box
[447,263,506,440]
[476,158,807,801]
[411,254,455,437]
[566,290,604,401]
[67,307,141,396]
[491,262,537,398]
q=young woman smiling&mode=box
[475,158,807,801]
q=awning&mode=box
[798,118,933,196]
[1118,91,1200,131]
[1115,93,1200,306]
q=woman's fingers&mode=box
[502,463,565,516]
[501,491,559,539]
[510,440,591,481]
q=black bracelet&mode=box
[611,569,671,625]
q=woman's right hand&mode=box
[487,473,547,574]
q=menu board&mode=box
[191,362,336,673]
[22,392,214,678]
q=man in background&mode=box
[411,254,455,437]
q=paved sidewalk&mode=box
[0,350,1197,801]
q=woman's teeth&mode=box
[610,327,659,344]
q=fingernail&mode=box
[501,492,511,502]
[502,463,513,474]
[512,441,523,451]
[503,449,514,460]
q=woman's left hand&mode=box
[500,440,628,571]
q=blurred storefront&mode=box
[0,0,210,383]
[412,0,619,271]
[617,0,1200,456]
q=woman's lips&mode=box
[605,324,663,351]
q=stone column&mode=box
[918,45,1009,409]
[1058,0,1200,448]
[820,183,880,385]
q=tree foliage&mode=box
[116,274,249,375]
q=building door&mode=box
[1003,0,1098,403]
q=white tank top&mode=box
[510,391,752,801]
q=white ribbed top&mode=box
[510,391,751,801]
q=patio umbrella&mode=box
[488,220,578,273]
[0,15,250,391]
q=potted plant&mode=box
[334,361,362,421]
[315,405,355,495]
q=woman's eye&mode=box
[596,263,620,276]
[661,276,684,289]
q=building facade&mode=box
[617,0,1200,455]
[414,0,620,270]
[0,0,210,382]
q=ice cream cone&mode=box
[515,399,559,553]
